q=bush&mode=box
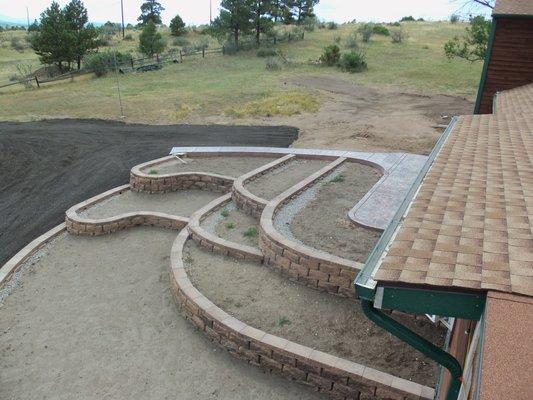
[333,35,341,44]
[338,50,367,73]
[223,41,239,55]
[302,16,317,32]
[10,36,26,51]
[372,24,390,36]
[326,21,338,30]
[390,27,407,43]
[123,33,133,41]
[390,22,401,27]
[173,36,189,47]
[400,16,416,22]
[85,51,130,77]
[359,23,373,42]
[257,47,277,57]
[320,44,341,66]
[450,14,459,24]
[345,31,359,49]
[265,57,281,70]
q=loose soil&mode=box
[0,119,297,267]
[281,161,382,262]
[200,75,473,155]
[0,227,322,400]
[245,159,327,200]
[81,189,221,219]
[184,241,446,387]
[210,203,260,247]
[147,156,278,177]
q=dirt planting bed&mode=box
[147,156,278,177]
[183,241,445,387]
[80,189,221,219]
[0,227,322,400]
[245,159,328,200]
[201,202,261,247]
[276,161,382,262]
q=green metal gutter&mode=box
[474,17,497,114]
[362,300,463,400]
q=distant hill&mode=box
[0,14,27,27]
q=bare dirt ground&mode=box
[209,203,261,247]
[151,156,278,177]
[246,158,327,200]
[0,227,322,400]
[184,241,446,387]
[278,162,382,262]
[81,189,221,219]
[197,75,473,155]
[0,119,297,267]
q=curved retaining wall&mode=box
[188,193,263,262]
[259,157,365,298]
[169,229,433,400]
[232,154,294,217]
[65,185,189,235]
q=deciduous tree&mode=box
[444,15,491,62]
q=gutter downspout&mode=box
[361,300,463,400]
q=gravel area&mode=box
[184,241,445,387]
[0,228,322,400]
[201,202,260,247]
[245,159,327,200]
[80,189,221,219]
[148,156,278,177]
[274,162,382,262]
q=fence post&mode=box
[130,57,134,69]
[202,48,205,58]
[222,45,225,55]
[179,50,183,63]
[302,32,304,40]
[288,33,292,41]
[34,76,40,88]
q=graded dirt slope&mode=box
[184,241,445,387]
[0,227,322,400]
[0,119,297,266]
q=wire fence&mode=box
[0,31,305,91]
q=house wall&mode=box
[476,17,533,114]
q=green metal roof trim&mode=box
[474,18,497,114]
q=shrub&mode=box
[326,21,338,30]
[338,50,367,73]
[85,51,129,77]
[450,14,459,24]
[345,31,359,49]
[10,36,26,51]
[333,35,341,43]
[400,16,416,22]
[257,47,277,57]
[123,33,133,41]
[372,24,390,36]
[173,36,190,47]
[390,27,407,43]
[265,57,281,70]
[390,21,401,27]
[302,16,317,32]
[358,23,373,42]
[320,44,341,66]
[223,41,239,55]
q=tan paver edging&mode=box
[0,224,66,289]
[169,229,433,400]
[130,156,234,194]
[65,185,189,235]
[232,154,295,217]
[259,157,364,298]
[188,193,264,262]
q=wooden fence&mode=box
[0,31,304,91]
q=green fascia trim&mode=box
[376,286,486,321]
[492,13,533,19]
[474,18,497,114]
[355,117,459,301]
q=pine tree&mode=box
[138,0,165,25]
[211,0,253,46]
[250,0,274,44]
[169,14,186,36]
[139,20,166,56]
[64,0,98,70]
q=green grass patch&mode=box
[225,222,235,229]
[220,208,230,217]
[148,169,158,174]
[225,91,319,118]
[278,316,292,327]
[242,227,258,238]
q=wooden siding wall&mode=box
[478,17,533,114]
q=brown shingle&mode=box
[493,0,533,16]
[374,108,533,297]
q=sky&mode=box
[1,0,491,26]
